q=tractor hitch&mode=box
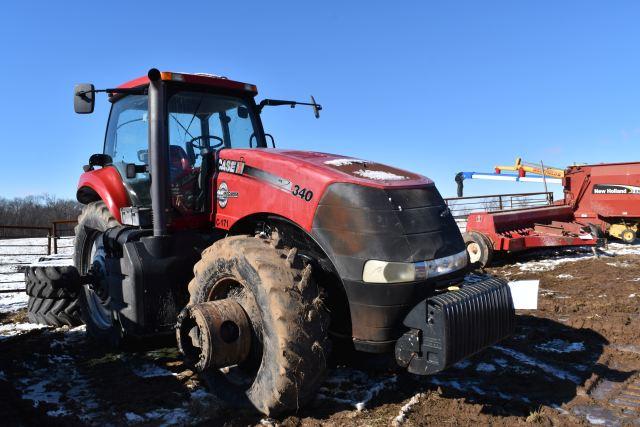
[395,277,515,375]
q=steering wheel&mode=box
[187,135,224,150]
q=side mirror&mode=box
[137,149,149,164]
[74,83,95,114]
[83,153,112,172]
[89,153,112,167]
[126,163,148,179]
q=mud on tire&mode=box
[186,234,331,416]
[25,265,82,327]
[73,201,122,346]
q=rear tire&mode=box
[463,231,494,267]
[184,234,331,416]
[25,266,82,327]
[73,201,123,346]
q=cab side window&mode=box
[104,95,151,206]
[104,95,148,164]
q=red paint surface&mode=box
[565,162,640,224]
[466,205,599,252]
[465,161,640,252]
[117,71,257,94]
[77,167,130,222]
[211,149,432,232]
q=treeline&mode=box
[0,195,82,238]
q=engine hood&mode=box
[221,149,432,189]
[214,148,439,232]
[273,150,432,188]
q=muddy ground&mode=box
[0,244,639,426]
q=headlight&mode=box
[362,250,468,283]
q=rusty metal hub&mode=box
[176,299,252,372]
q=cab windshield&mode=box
[168,91,265,156]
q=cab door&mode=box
[104,95,151,207]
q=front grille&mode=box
[312,183,465,281]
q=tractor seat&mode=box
[169,145,193,180]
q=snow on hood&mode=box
[353,169,408,181]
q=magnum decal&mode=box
[593,184,640,195]
[243,165,292,192]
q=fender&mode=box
[77,166,130,222]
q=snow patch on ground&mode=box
[353,169,408,181]
[494,358,509,367]
[0,322,50,340]
[29,257,74,267]
[493,345,581,383]
[22,379,63,406]
[516,254,592,272]
[603,242,640,256]
[453,359,472,369]
[0,237,74,312]
[513,241,640,272]
[49,325,86,349]
[476,362,496,373]
[0,292,28,313]
[392,393,423,426]
[46,408,71,417]
[125,412,145,423]
[324,158,364,166]
[557,274,574,279]
[12,327,102,422]
[144,407,191,425]
[318,368,398,411]
[131,363,177,378]
[429,377,525,402]
[536,339,585,354]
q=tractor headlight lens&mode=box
[362,261,416,283]
[362,250,468,283]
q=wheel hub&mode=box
[89,245,110,301]
[176,299,252,372]
[467,242,482,263]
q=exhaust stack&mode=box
[147,68,169,237]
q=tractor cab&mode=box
[97,72,268,222]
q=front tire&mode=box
[183,234,331,416]
[73,201,122,346]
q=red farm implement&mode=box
[451,161,640,266]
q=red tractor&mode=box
[28,69,515,415]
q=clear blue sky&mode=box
[1,1,638,200]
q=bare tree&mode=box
[0,194,82,238]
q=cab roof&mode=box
[117,71,258,95]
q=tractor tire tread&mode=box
[25,265,82,327]
[188,233,331,416]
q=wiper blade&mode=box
[171,114,195,140]
[257,96,322,118]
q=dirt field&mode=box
[1,243,639,426]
